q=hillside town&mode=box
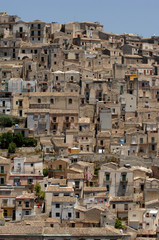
[0,11,159,239]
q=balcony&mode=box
[120,177,128,183]
[13,181,21,186]
[104,178,112,183]
[0,171,7,175]
[139,86,150,89]
[29,104,50,109]
[1,203,15,208]
[74,186,81,190]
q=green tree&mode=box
[0,132,13,149]
[34,183,45,200]
[43,168,48,177]
[13,133,24,147]
[115,218,123,229]
[8,142,16,154]
[0,115,13,127]
[0,115,19,128]
[39,191,45,200]
[35,183,41,195]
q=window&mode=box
[19,201,21,206]
[100,140,103,145]
[56,212,60,217]
[54,193,59,196]
[106,174,110,181]
[53,117,56,122]
[87,145,89,151]
[148,114,150,119]
[50,224,54,227]
[27,178,33,184]
[38,31,41,36]
[19,27,23,32]
[152,145,155,151]
[1,166,4,174]
[56,204,60,208]
[54,54,56,57]
[38,98,41,103]
[19,100,23,107]
[106,185,109,191]
[122,174,126,182]
[124,204,128,210]
[71,76,74,81]
[22,49,25,53]
[25,211,30,215]
[56,76,58,80]
[2,199,7,206]
[64,193,69,196]
[50,99,54,104]
[4,210,7,217]
[152,137,155,143]
[19,110,22,117]
[4,52,7,56]
[38,24,41,29]
[71,117,74,122]
[68,98,72,104]
[113,204,116,209]
[75,53,79,60]
[31,163,33,167]
[140,138,143,144]
[25,202,29,208]
[75,181,79,189]
[68,212,72,218]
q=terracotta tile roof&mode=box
[0,225,43,235]
[46,185,74,192]
[45,218,60,223]
[67,173,84,179]
[51,179,67,186]
[0,156,10,165]
[84,187,107,192]
[43,226,128,237]
[52,196,76,203]
[75,161,94,167]
[110,196,133,202]
[16,192,35,199]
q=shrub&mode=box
[23,137,37,147]
[8,142,16,153]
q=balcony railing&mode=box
[29,104,50,109]
[120,177,128,183]
[104,178,112,183]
